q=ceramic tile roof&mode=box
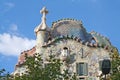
[17,47,36,65]
[90,31,111,47]
[51,19,92,42]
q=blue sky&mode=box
[0,0,120,73]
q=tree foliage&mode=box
[0,69,5,79]
[0,69,10,80]
[13,53,77,80]
[110,48,120,80]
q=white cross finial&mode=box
[40,7,48,15]
[40,7,48,27]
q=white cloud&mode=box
[9,23,18,32]
[4,2,15,9]
[0,33,36,56]
[0,2,15,14]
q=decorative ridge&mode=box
[42,35,113,52]
[51,18,83,29]
[90,31,109,41]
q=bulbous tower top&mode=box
[34,7,49,34]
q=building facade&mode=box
[13,7,114,80]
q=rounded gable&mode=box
[51,19,89,41]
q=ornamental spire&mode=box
[40,7,48,26]
[34,7,49,33]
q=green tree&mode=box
[0,69,5,79]
[14,53,77,80]
[110,48,120,80]
[0,69,10,80]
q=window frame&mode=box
[76,62,88,76]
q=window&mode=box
[76,63,88,76]
[101,59,111,74]
[91,37,96,44]
[61,47,70,57]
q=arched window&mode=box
[63,47,68,50]
[91,37,96,44]
[62,47,69,57]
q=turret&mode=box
[34,7,50,54]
